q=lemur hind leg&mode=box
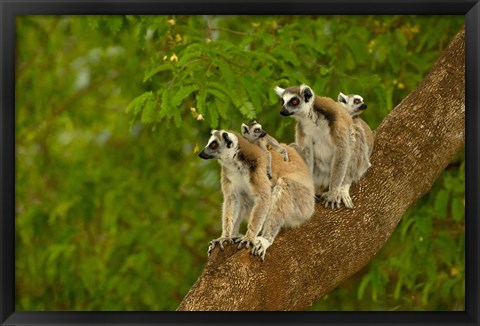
[252,178,291,260]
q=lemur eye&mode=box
[354,99,361,104]
[289,98,300,106]
[254,128,260,133]
[209,141,218,149]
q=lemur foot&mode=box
[340,190,354,209]
[251,237,271,261]
[321,190,343,209]
[231,235,243,243]
[236,236,254,250]
[207,237,234,255]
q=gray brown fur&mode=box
[338,92,374,158]
[241,121,289,179]
[275,84,372,208]
[199,130,314,260]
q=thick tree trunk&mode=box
[177,27,465,311]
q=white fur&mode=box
[274,86,285,97]
[338,92,365,117]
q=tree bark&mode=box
[177,27,465,311]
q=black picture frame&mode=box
[1,1,479,325]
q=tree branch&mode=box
[177,27,465,311]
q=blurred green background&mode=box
[15,15,464,311]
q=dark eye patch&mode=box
[254,128,260,133]
[281,99,285,105]
[289,98,300,106]
[209,141,218,149]
[354,99,361,104]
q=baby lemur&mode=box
[275,84,373,209]
[241,120,289,179]
[198,130,314,260]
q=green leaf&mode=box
[346,38,368,63]
[106,16,123,33]
[271,47,299,66]
[214,97,229,120]
[125,91,156,117]
[395,28,408,47]
[394,275,403,299]
[344,48,356,70]
[177,50,202,66]
[250,51,277,64]
[421,282,433,305]
[451,197,464,222]
[171,84,199,107]
[261,33,275,46]
[205,85,227,102]
[239,34,254,48]
[400,217,416,241]
[242,77,262,115]
[140,97,156,123]
[320,66,334,76]
[160,88,171,121]
[434,189,449,218]
[416,215,432,236]
[297,38,326,55]
[207,104,219,128]
[196,90,207,114]
[143,64,173,82]
[216,60,236,87]
[357,274,371,300]
[239,100,256,119]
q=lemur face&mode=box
[275,85,314,117]
[338,92,367,117]
[198,130,238,160]
[241,121,267,142]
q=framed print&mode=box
[1,0,479,325]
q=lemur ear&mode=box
[274,86,285,97]
[222,132,233,148]
[338,92,347,103]
[301,85,313,103]
[241,123,249,135]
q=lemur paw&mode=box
[340,191,354,209]
[207,237,234,255]
[321,191,343,209]
[251,237,271,261]
[267,172,272,179]
[231,235,244,243]
[236,236,254,250]
[283,153,289,162]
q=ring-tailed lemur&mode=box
[338,92,374,158]
[338,92,367,118]
[274,84,371,209]
[241,120,289,179]
[198,130,314,260]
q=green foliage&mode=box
[126,15,463,132]
[15,15,464,311]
